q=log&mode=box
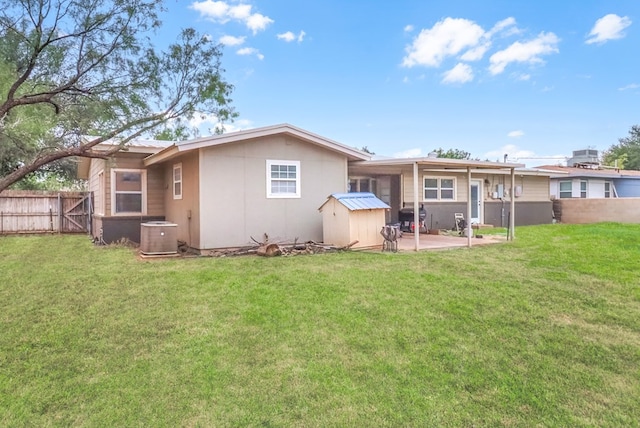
[256,243,281,257]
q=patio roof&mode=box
[348,157,523,251]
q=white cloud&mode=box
[277,31,295,42]
[219,35,245,46]
[190,1,273,34]
[516,73,531,81]
[237,47,264,60]
[404,24,414,33]
[488,32,559,75]
[393,148,423,158]
[402,18,485,67]
[245,13,273,34]
[586,14,631,45]
[277,30,306,43]
[487,17,519,38]
[442,63,474,84]
[507,130,524,138]
[460,43,490,61]
[187,114,252,136]
[403,16,520,68]
[619,83,640,91]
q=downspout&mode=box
[413,161,420,251]
[510,167,516,240]
[467,167,472,248]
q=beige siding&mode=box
[320,199,386,248]
[403,171,550,203]
[92,153,164,217]
[162,151,200,248]
[146,165,165,216]
[88,158,106,216]
[198,135,348,249]
[348,209,386,248]
[320,199,351,246]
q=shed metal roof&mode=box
[325,192,390,211]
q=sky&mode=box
[158,0,640,167]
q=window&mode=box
[559,181,572,198]
[111,169,146,215]
[424,177,455,200]
[349,178,377,194]
[580,180,587,198]
[604,182,611,198]
[266,160,300,198]
[173,163,182,200]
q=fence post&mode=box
[57,193,62,233]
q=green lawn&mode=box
[1,223,639,426]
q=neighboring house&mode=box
[78,124,556,251]
[538,165,640,199]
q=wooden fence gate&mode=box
[0,190,92,234]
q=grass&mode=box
[1,223,639,426]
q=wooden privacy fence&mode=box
[0,190,92,234]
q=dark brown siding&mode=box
[484,201,554,227]
[99,215,165,244]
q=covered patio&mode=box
[349,157,524,251]
[394,231,508,251]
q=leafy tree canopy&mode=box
[0,0,237,191]
[602,125,640,170]
[431,147,472,160]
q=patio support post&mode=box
[467,166,472,248]
[413,161,419,251]
[510,167,516,240]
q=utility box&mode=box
[319,193,390,249]
[140,221,178,255]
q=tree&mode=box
[602,125,640,170]
[0,0,237,192]
[431,147,472,160]
[360,146,375,155]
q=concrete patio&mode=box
[393,231,508,251]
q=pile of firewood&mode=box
[200,235,358,258]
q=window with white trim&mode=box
[173,163,182,200]
[424,177,455,200]
[267,160,300,198]
[604,182,611,198]
[559,180,572,198]
[580,180,587,198]
[111,169,147,215]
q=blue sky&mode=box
[160,0,639,166]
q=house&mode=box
[78,124,370,249]
[349,159,552,231]
[78,124,555,251]
[538,164,640,199]
[77,138,174,243]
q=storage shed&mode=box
[319,192,390,249]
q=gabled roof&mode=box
[144,124,371,166]
[537,165,640,179]
[76,136,173,179]
[319,192,390,211]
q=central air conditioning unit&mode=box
[140,221,178,255]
